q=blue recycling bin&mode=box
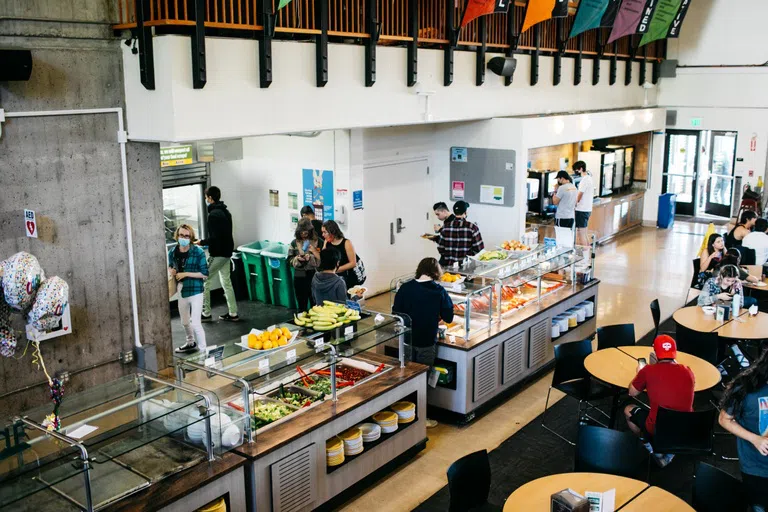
[657,193,677,229]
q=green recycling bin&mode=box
[237,240,271,303]
[261,242,297,309]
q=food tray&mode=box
[468,249,510,263]
[266,385,325,408]
[250,397,300,432]
[235,325,300,353]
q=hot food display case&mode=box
[174,307,428,512]
[0,373,249,512]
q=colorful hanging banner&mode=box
[667,0,692,37]
[521,0,569,33]
[460,0,511,28]
[570,0,610,38]
[639,0,682,46]
[277,0,292,9]
[607,0,657,44]
[600,0,622,27]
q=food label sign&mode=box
[160,145,194,167]
[24,209,38,238]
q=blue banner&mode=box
[302,169,334,222]
[570,0,611,38]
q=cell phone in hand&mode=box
[302,240,310,251]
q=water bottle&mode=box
[733,292,741,318]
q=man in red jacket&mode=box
[624,335,695,467]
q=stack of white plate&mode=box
[551,322,561,339]
[579,301,595,318]
[373,411,399,434]
[326,437,345,467]
[390,402,416,424]
[340,427,364,456]
[358,423,381,443]
[553,315,569,333]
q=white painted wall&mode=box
[123,36,658,142]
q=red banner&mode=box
[461,0,511,28]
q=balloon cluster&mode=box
[0,252,70,358]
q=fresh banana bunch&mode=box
[294,301,362,331]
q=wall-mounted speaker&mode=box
[487,56,517,78]
[0,50,33,81]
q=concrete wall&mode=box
[0,1,170,411]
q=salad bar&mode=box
[392,241,599,421]
[173,307,428,512]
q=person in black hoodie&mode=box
[311,249,348,305]
[393,257,454,428]
[199,186,239,322]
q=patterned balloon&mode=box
[2,252,45,311]
[28,276,69,332]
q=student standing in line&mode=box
[552,171,578,245]
[726,210,758,249]
[743,218,768,266]
[300,205,324,241]
[289,218,321,310]
[312,249,347,305]
[169,224,209,353]
[573,161,594,246]
[624,335,695,468]
[432,202,455,265]
[321,220,360,289]
[437,201,484,266]
[199,186,239,322]
[719,349,768,512]
[393,257,454,428]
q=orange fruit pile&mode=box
[247,327,292,350]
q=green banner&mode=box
[277,0,292,9]
[639,0,682,46]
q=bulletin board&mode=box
[449,147,517,207]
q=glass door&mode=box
[662,130,700,216]
[705,131,738,218]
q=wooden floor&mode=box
[338,221,711,511]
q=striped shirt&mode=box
[437,217,485,265]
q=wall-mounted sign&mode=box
[288,192,298,210]
[451,147,468,162]
[690,117,702,128]
[452,181,465,199]
[160,145,194,167]
[302,169,334,221]
[24,209,38,238]
[480,185,505,205]
[353,190,363,210]
[269,189,279,207]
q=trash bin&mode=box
[238,241,271,303]
[657,193,677,229]
[261,242,297,309]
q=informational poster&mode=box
[451,147,468,162]
[452,181,465,199]
[160,145,194,167]
[480,185,505,205]
[269,189,279,207]
[290,213,299,228]
[353,190,363,210]
[24,209,38,238]
[302,169,334,221]
[287,192,298,210]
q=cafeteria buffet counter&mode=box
[392,245,599,422]
[529,189,645,244]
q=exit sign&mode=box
[690,118,703,127]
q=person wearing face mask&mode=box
[198,186,239,323]
[169,224,209,353]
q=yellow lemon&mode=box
[281,327,291,338]
[278,337,288,346]
[253,341,263,350]
[270,331,279,342]
[263,341,273,350]
[247,333,258,347]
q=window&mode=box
[163,184,206,244]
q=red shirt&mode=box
[630,362,695,434]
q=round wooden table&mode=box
[621,485,695,511]
[673,306,768,340]
[502,473,648,512]
[584,346,721,392]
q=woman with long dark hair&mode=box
[719,349,768,511]
[288,218,320,310]
[321,220,359,289]
[700,234,725,273]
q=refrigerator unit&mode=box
[526,170,559,215]
[578,146,635,197]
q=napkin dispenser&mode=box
[551,489,589,512]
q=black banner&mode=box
[667,0,692,37]
[636,0,659,35]
[600,0,622,27]
[552,0,569,18]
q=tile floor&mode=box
[337,220,716,511]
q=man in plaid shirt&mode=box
[437,201,484,265]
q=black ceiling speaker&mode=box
[0,50,33,81]
[487,56,517,78]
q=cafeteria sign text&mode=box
[160,145,194,167]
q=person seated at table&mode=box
[700,234,725,273]
[718,348,768,512]
[624,335,695,468]
[726,210,758,249]
[717,248,760,285]
[743,218,768,267]
[698,264,757,309]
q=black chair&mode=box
[692,462,748,512]
[596,324,636,350]
[542,339,616,445]
[685,258,704,304]
[575,425,650,481]
[739,246,757,266]
[652,406,717,457]
[447,450,501,512]
[675,324,720,366]
[650,299,677,339]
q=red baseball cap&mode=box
[654,335,677,360]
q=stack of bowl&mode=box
[358,423,381,443]
[326,437,345,467]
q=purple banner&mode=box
[607,0,657,44]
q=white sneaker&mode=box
[426,419,438,428]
